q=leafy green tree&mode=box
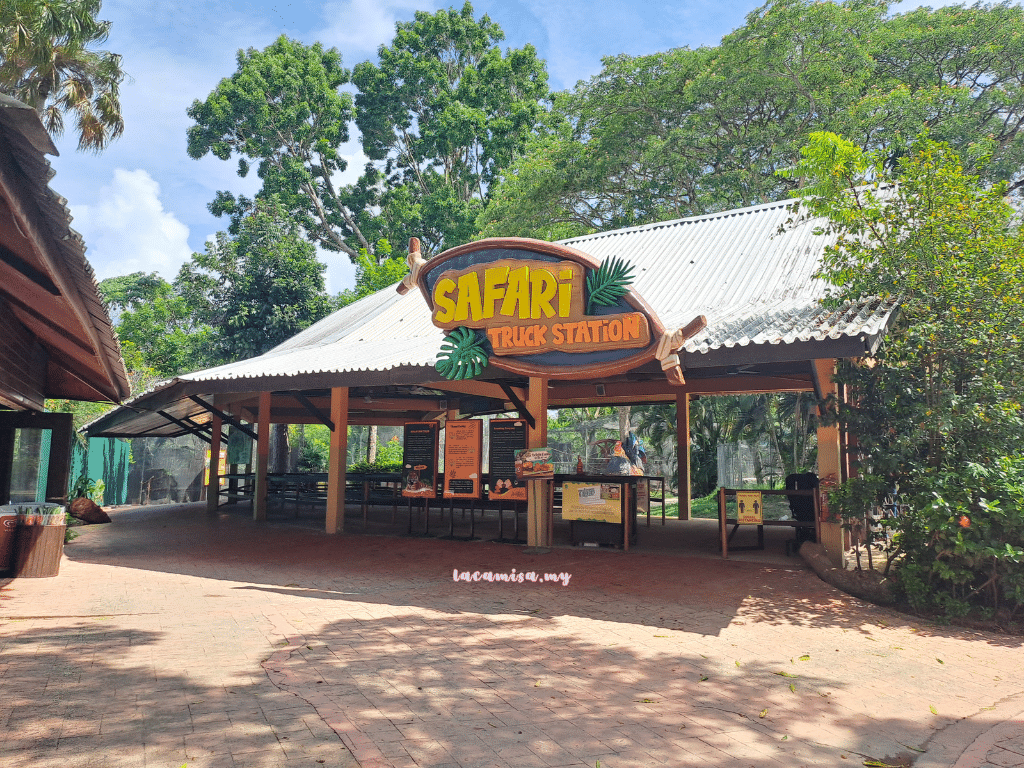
[98,272,215,379]
[175,201,336,473]
[480,0,1024,238]
[186,36,368,259]
[632,394,817,499]
[188,5,548,265]
[791,131,1024,616]
[336,239,409,307]
[0,0,125,151]
[175,201,335,362]
[351,1,548,256]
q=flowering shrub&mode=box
[895,459,1024,620]
[791,134,1024,622]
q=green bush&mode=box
[298,441,328,472]
[347,460,403,474]
[375,435,404,465]
[893,459,1024,619]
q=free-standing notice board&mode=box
[717,487,820,558]
[560,475,638,550]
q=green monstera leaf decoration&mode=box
[435,326,489,380]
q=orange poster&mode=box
[443,420,482,499]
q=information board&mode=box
[402,422,440,498]
[443,420,482,499]
[736,491,763,524]
[226,429,252,465]
[488,419,527,501]
[204,449,227,485]
[561,482,623,523]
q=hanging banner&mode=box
[488,419,527,501]
[443,420,482,499]
[736,491,763,524]
[561,482,623,523]
[402,422,439,498]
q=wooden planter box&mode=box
[13,524,65,577]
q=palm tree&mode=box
[0,0,125,152]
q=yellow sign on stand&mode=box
[204,449,227,486]
[736,491,763,524]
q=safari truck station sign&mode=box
[398,237,706,383]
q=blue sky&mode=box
[50,0,937,293]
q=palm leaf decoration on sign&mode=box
[435,327,489,380]
[586,256,636,314]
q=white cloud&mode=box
[318,0,435,59]
[70,169,193,281]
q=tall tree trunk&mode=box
[618,406,631,441]
[270,423,289,473]
[290,424,304,470]
[367,424,378,464]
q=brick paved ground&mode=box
[1,502,1022,768]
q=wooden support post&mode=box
[814,358,844,566]
[254,391,271,521]
[526,376,549,548]
[0,425,14,503]
[719,486,728,559]
[325,387,349,534]
[206,414,222,513]
[676,392,691,521]
[44,414,73,505]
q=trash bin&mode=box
[11,504,66,578]
[0,507,17,574]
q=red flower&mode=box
[959,516,971,528]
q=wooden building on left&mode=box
[0,95,129,504]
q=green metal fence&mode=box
[69,437,131,506]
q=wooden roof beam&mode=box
[188,395,257,440]
[0,148,127,401]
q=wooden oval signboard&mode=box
[405,238,667,380]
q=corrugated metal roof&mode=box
[84,196,899,436]
[181,196,895,383]
[557,198,861,354]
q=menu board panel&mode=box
[402,422,440,498]
[514,448,554,480]
[488,419,527,501]
[443,420,482,499]
[561,482,623,523]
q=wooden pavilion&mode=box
[84,198,897,560]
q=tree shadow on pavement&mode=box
[0,621,357,768]
[262,609,968,768]
[61,503,1024,649]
